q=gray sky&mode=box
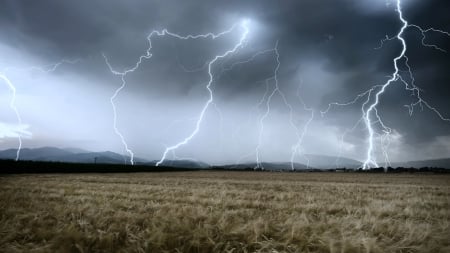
[0,0,449,164]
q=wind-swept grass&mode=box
[0,172,449,252]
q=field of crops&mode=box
[0,172,449,252]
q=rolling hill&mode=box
[0,147,209,168]
[1,147,448,169]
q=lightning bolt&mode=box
[254,80,274,170]
[102,56,136,165]
[104,20,248,166]
[0,73,22,161]
[227,42,308,171]
[155,20,250,166]
[253,41,300,170]
[362,0,450,170]
[290,80,314,170]
[104,21,248,165]
[322,0,450,170]
[0,59,81,161]
[177,45,282,167]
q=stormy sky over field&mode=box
[0,0,449,164]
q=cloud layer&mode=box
[0,0,449,164]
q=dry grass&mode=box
[0,172,449,253]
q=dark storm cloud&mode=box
[0,0,449,162]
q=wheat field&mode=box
[0,172,449,253]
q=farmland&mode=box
[0,172,449,252]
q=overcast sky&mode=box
[0,0,449,165]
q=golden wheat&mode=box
[0,172,449,252]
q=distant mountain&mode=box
[0,147,208,168]
[218,155,362,170]
[0,147,73,161]
[391,158,450,169]
[43,151,134,164]
[1,147,447,169]
[0,147,140,165]
[62,147,89,154]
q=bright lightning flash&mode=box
[253,41,302,170]
[289,81,314,170]
[0,59,80,161]
[0,73,22,161]
[228,42,313,171]
[322,0,450,170]
[103,20,249,166]
[155,20,250,166]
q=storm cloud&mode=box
[0,0,449,164]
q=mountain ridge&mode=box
[0,147,448,169]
